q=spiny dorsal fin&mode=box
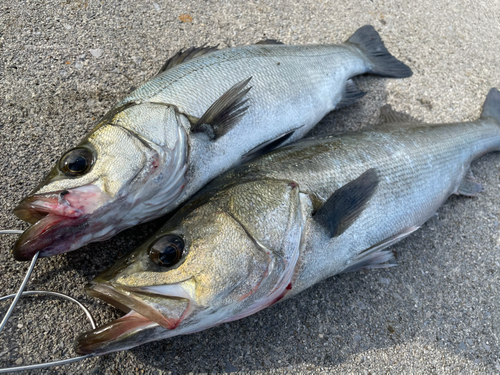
[241,128,300,163]
[255,38,284,45]
[377,105,421,125]
[337,79,366,108]
[191,77,252,140]
[313,168,379,238]
[157,45,219,75]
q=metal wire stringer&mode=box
[0,230,97,373]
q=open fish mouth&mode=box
[12,185,112,260]
[75,281,192,355]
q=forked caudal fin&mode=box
[481,88,500,124]
[346,25,412,79]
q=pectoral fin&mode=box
[191,77,252,140]
[241,126,303,163]
[313,168,379,237]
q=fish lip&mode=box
[13,192,83,224]
[12,213,91,261]
[85,281,193,329]
[12,186,113,261]
[12,192,85,261]
[75,310,158,356]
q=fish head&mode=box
[13,102,188,260]
[75,179,304,355]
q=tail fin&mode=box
[481,88,500,123]
[346,25,412,78]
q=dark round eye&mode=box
[149,235,184,267]
[59,148,94,176]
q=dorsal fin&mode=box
[157,45,218,75]
[377,105,421,125]
[191,77,252,140]
[255,38,284,45]
[313,169,379,237]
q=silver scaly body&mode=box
[75,89,500,355]
[13,26,411,260]
[257,117,500,295]
[120,44,374,212]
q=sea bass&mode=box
[12,25,412,260]
[75,89,500,355]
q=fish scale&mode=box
[75,89,500,355]
[283,120,500,293]
[124,44,368,194]
[124,45,363,112]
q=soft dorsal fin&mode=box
[337,79,366,108]
[157,45,218,75]
[377,105,421,125]
[191,77,252,140]
[241,127,301,163]
[255,38,284,45]
[313,168,379,237]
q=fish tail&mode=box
[480,88,500,124]
[346,25,412,78]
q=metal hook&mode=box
[0,230,97,373]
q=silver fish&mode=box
[12,25,411,260]
[75,88,500,355]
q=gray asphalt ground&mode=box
[1,0,500,373]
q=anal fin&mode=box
[191,77,252,140]
[457,170,483,197]
[313,168,379,238]
[342,226,420,273]
[337,79,366,108]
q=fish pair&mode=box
[8,25,500,355]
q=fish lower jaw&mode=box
[12,210,118,261]
[75,310,159,355]
[74,304,240,355]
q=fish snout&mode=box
[13,191,84,224]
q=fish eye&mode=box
[149,235,184,267]
[59,147,94,176]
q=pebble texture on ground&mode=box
[1,0,500,373]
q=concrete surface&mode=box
[1,0,500,373]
